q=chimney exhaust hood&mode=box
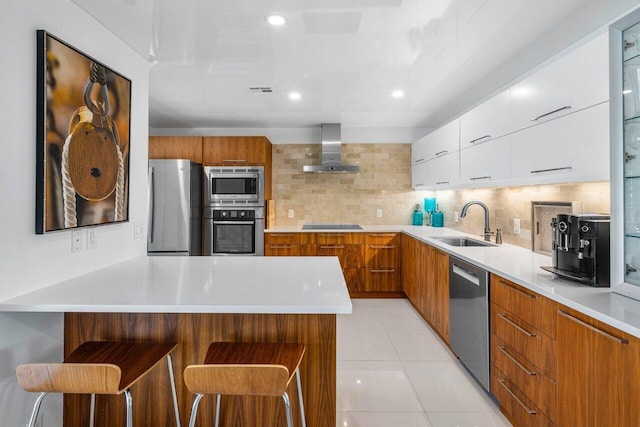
[302,124,361,173]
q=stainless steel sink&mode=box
[433,237,497,247]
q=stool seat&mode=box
[17,341,181,427]
[184,342,307,427]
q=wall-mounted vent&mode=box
[248,86,276,93]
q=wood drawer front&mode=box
[491,365,555,427]
[491,303,557,380]
[301,244,364,268]
[343,268,365,293]
[309,233,365,245]
[264,244,300,256]
[365,244,399,268]
[365,233,400,245]
[364,268,401,292]
[492,333,556,422]
[491,274,557,339]
[265,233,301,245]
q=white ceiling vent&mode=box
[248,86,277,93]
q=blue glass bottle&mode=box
[412,204,423,226]
[431,206,444,227]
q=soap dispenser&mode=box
[431,205,444,227]
[412,204,423,226]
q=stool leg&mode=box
[89,393,96,427]
[214,394,221,427]
[166,354,181,427]
[282,392,293,427]
[27,392,47,427]
[295,368,307,427]
[124,389,133,427]
[188,393,204,427]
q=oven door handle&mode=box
[212,220,255,225]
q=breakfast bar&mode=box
[0,256,352,427]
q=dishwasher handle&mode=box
[452,264,480,286]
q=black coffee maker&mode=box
[541,214,610,287]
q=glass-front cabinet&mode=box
[612,10,640,300]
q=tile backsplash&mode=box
[435,182,611,248]
[272,143,611,249]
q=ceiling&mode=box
[73,0,639,135]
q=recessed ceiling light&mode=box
[391,90,404,98]
[267,15,286,26]
[289,92,301,100]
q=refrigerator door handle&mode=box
[148,166,155,244]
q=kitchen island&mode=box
[0,256,351,427]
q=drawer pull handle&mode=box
[320,245,344,249]
[530,105,572,121]
[371,269,396,273]
[497,345,536,376]
[320,233,344,237]
[269,245,293,249]
[272,233,294,236]
[498,279,536,299]
[558,310,629,345]
[497,378,537,415]
[369,233,396,237]
[469,135,491,144]
[497,313,536,337]
[222,159,248,163]
[370,245,395,249]
[435,150,448,156]
[530,166,572,174]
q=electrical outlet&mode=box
[71,230,83,253]
[454,211,459,223]
[134,221,145,240]
[514,218,521,235]
[376,209,382,218]
[87,229,97,249]
[288,209,294,218]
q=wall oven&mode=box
[204,166,264,206]
[203,207,264,256]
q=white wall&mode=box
[0,1,150,425]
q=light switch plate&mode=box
[514,218,521,235]
[288,209,294,218]
[87,229,97,249]
[376,209,382,218]
[134,221,145,240]
[71,230,83,253]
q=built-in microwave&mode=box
[203,166,264,206]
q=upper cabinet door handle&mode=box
[435,150,448,156]
[469,135,491,144]
[414,158,425,163]
[530,105,572,121]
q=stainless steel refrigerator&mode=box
[147,159,202,255]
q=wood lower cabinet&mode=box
[556,306,640,427]
[400,235,449,343]
[490,274,557,426]
[149,136,203,162]
[264,233,301,256]
[364,233,401,293]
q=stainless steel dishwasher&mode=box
[449,256,490,392]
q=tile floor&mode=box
[336,298,512,427]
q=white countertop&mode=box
[268,225,640,338]
[0,256,352,314]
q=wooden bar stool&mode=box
[16,341,181,427]
[184,342,306,427]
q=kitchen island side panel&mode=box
[63,312,336,427]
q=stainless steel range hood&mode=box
[302,124,361,173]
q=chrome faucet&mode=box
[460,200,492,241]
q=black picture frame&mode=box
[36,30,132,234]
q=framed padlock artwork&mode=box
[35,31,131,233]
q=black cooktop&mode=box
[301,224,363,230]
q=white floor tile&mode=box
[370,298,413,309]
[403,361,496,413]
[426,412,512,427]
[338,329,399,361]
[338,307,386,333]
[376,307,427,331]
[336,411,433,427]
[389,329,453,361]
[337,361,424,412]
[351,298,376,308]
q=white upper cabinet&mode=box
[428,152,461,188]
[411,137,429,166]
[510,102,610,184]
[460,134,511,185]
[412,161,430,189]
[459,90,511,147]
[509,32,609,133]
[422,118,460,161]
